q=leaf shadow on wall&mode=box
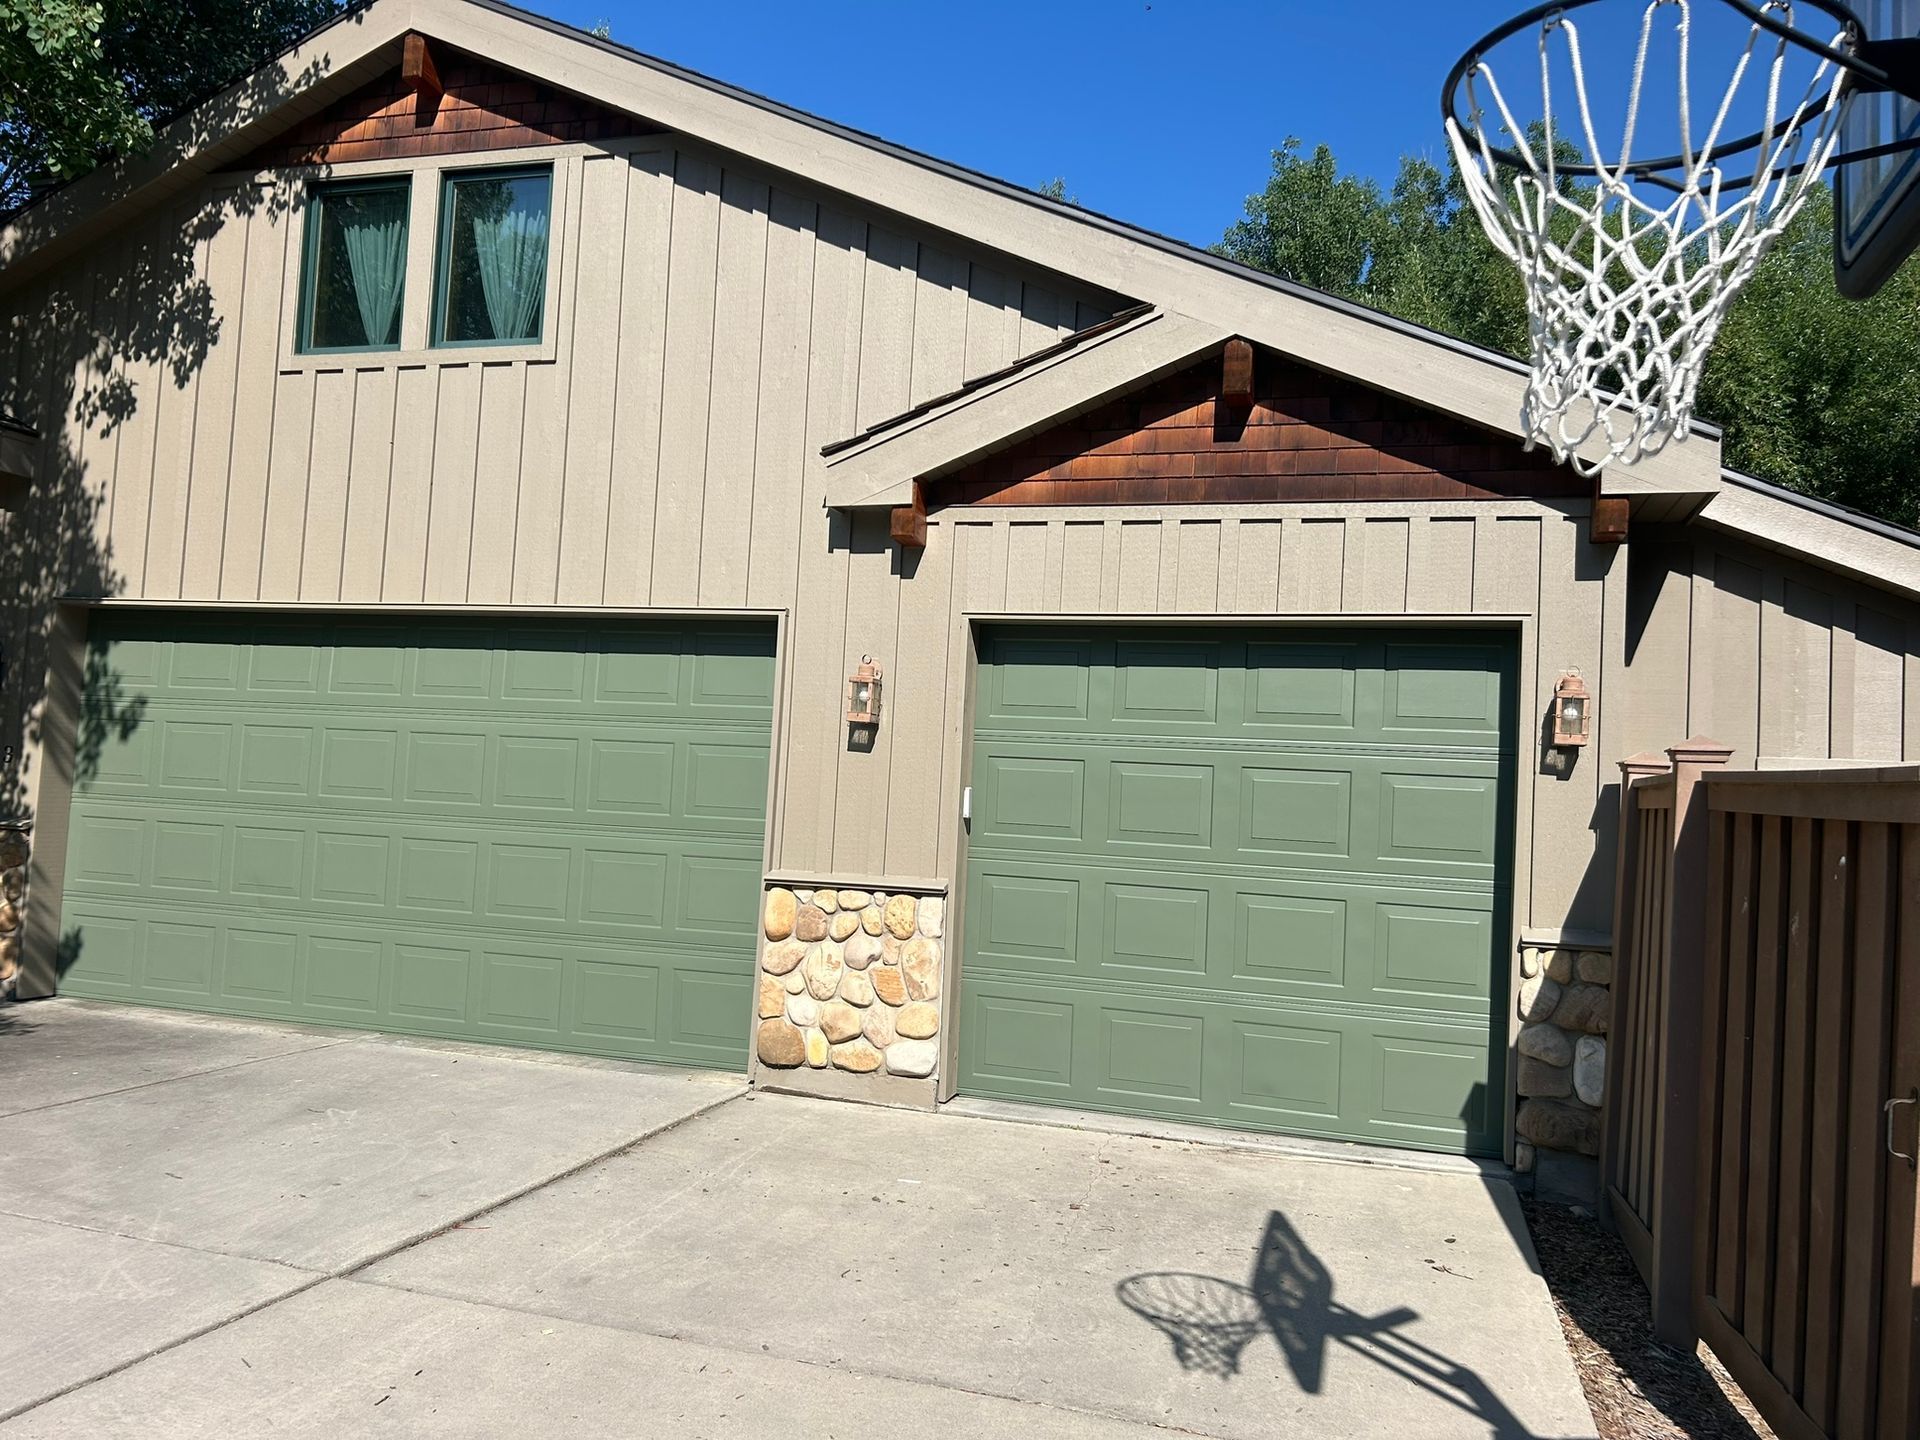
[2,42,346,982]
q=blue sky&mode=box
[530,1,1856,249]
[527,1,1525,246]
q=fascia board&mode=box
[1696,480,1920,600]
[822,311,1230,509]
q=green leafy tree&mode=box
[1219,140,1920,528]
[1038,176,1080,207]
[1,0,342,212]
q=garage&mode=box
[957,627,1514,1156]
[55,613,775,1068]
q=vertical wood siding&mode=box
[3,141,1102,614]
[807,505,1920,935]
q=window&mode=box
[434,166,553,347]
[298,179,411,353]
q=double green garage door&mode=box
[58,613,774,1068]
[957,628,1515,1156]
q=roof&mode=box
[1717,466,1920,550]
[0,412,35,438]
[1697,466,1920,600]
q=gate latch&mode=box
[1886,1090,1918,1169]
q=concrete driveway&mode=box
[0,1000,1596,1438]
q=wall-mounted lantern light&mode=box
[847,655,884,727]
[1552,671,1591,748]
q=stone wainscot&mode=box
[1512,939,1613,1177]
[753,884,945,1085]
[0,826,26,999]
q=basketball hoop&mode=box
[1442,0,1873,475]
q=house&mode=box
[3,0,1917,1184]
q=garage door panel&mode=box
[1110,639,1222,725]
[485,843,573,922]
[1368,1032,1502,1147]
[1237,765,1353,858]
[1373,904,1497,1002]
[1244,640,1361,733]
[967,869,1081,969]
[239,724,318,797]
[1106,760,1215,850]
[983,636,1094,720]
[962,984,1079,1090]
[223,927,299,1006]
[1230,1016,1346,1123]
[1101,1006,1207,1106]
[1104,883,1210,978]
[476,949,564,1036]
[1234,893,1349,990]
[60,615,771,1069]
[303,932,382,1017]
[1381,642,1508,744]
[961,626,1513,1156]
[1375,771,1501,874]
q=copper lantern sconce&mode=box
[1552,671,1591,748]
[847,656,883,727]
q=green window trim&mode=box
[431,163,554,349]
[296,176,412,356]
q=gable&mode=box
[930,345,1585,509]
[240,42,655,169]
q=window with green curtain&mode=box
[434,166,553,346]
[299,179,411,353]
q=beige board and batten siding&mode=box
[1628,524,1920,769]
[0,132,1117,832]
[799,500,1920,940]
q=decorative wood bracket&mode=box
[890,480,928,550]
[1591,495,1630,544]
[1221,337,1254,409]
[402,32,443,104]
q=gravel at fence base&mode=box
[1520,1197,1777,1440]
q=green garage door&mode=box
[958,627,1514,1156]
[58,613,774,1068]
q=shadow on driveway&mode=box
[1119,1208,1595,1440]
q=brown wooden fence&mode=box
[1604,749,1920,1440]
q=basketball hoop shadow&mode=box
[1117,1211,1558,1439]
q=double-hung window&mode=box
[297,178,411,353]
[433,166,554,347]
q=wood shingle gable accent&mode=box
[241,40,657,169]
[927,342,1586,512]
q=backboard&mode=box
[1836,0,1920,297]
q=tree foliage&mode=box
[1218,138,1920,529]
[1,0,342,212]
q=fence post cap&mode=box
[1667,736,1735,765]
[1618,751,1671,775]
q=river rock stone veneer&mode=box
[0,826,26,998]
[1512,942,1613,1174]
[754,885,944,1082]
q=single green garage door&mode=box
[958,627,1514,1156]
[57,613,774,1068]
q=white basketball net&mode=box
[1446,1,1852,476]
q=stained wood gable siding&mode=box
[244,46,655,166]
[936,349,1583,508]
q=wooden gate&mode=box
[1694,770,1920,1440]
